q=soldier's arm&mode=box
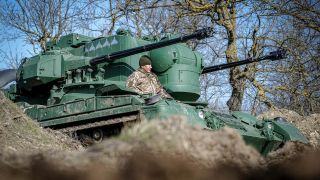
[158,88,173,99]
[126,72,145,94]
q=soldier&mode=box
[126,55,172,98]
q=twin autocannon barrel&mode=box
[201,49,287,74]
[89,27,213,66]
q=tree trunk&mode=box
[227,73,245,111]
[222,5,245,111]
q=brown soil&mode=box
[0,92,82,153]
[1,91,320,179]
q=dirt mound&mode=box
[258,108,320,148]
[0,91,82,154]
[85,116,264,170]
[1,144,320,180]
[0,116,265,180]
[1,116,261,170]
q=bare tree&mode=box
[248,0,320,115]
[0,0,92,51]
[76,0,131,36]
[0,47,24,69]
[261,26,319,115]
[258,0,320,32]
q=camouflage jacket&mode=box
[126,68,172,98]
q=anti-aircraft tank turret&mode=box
[1,28,307,155]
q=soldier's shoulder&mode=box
[128,70,144,79]
[136,69,148,77]
[128,70,137,79]
[130,69,143,75]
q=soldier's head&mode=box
[139,55,152,73]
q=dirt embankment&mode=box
[0,92,83,153]
[1,91,320,179]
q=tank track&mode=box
[57,114,138,134]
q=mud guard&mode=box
[271,120,308,144]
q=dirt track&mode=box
[1,91,320,179]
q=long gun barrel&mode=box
[201,49,286,74]
[89,28,213,66]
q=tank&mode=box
[1,28,307,155]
